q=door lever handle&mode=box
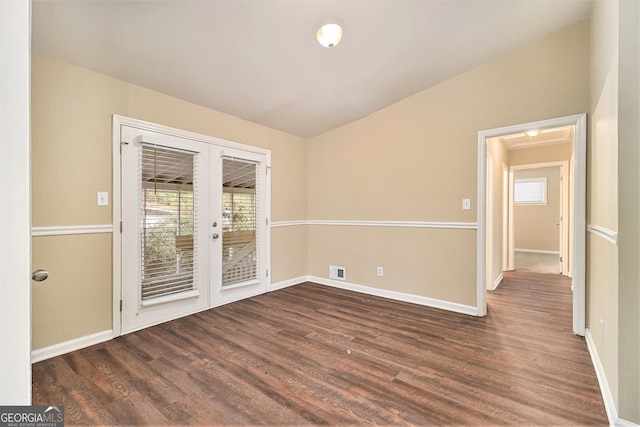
[32,269,49,282]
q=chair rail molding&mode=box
[587,224,618,245]
[32,224,114,237]
[271,220,477,230]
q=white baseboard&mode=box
[585,328,617,426]
[488,273,503,291]
[308,275,478,316]
[270,276,308,291]
[585,329,638,427]
[31,329,113,364]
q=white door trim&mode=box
[477,114,586,336]
[0,0,32,404]
[485,152,494,290]
[112,115,271,337]
[501,163,509,271]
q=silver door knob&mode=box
[32,269,49,282]
[212,233,220,239]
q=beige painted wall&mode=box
[508,142,573,166]
[513,167,561,252]
[307,21,589,306]
[587,0,621,416]
[588,1,639,422]
[32,234,112,349]
[31,53,308,350]
[308,226,477,305]
[586,232,619,403]
[615,0,640,421]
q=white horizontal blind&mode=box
[139,144,197,300]
[514,177,547,204]
[222,158,258,287]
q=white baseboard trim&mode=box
[585,328,617,426]
[488,273,503,291]
[514,248,560,255]
[270,276,308,291]
[31,329,113,364]
[308,275,478,316]
[32,224,114,237]
[585,329,638,427]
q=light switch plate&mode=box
[97,191,109,206]
[462,198,471,210]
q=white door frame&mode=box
[477,114,586,336]
[0,0,32,404]
[485,152,494,290]
[112,115,271,336]
[508,162,570,275]
[501,163,509,271]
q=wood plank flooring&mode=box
[33,272,608,425]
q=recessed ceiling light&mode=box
[315,22,343,48]
[526,130,540,138]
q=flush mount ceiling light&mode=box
[315,22,343,48]
[526,130,540,138]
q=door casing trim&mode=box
[477,113,586,335]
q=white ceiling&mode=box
[32,0,592,138]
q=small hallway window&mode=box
[514,177,547,204]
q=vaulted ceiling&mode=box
[32,0,592,138]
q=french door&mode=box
[120,125,268,334]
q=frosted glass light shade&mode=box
[316,23,343,48]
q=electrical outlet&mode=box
[329,266,346,281]
[97,191,109,206]
[377,267,384,277]
[462,198,471,210]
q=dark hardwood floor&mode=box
[33,272,608,425]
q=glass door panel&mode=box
[213,150,267,306]
[120,128,209,335]
[222,159,258,288]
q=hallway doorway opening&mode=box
[477,114,586,335]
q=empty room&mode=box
[1,0,638,426]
